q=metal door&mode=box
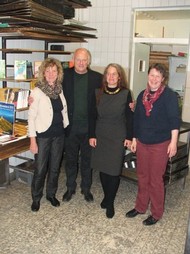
[130,43,150,100]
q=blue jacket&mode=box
[134,86,181,144]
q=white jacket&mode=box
[28,87,69,137]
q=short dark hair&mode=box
[148,63,167,80]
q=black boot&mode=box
[106,175,120,219]
[100,172,120,219]
[100,172,108,209]
[100,198,107,209]
[106,205,115,218]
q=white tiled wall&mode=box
[72,0,190,124]
[65,0,190,69]
[1,0,190,73]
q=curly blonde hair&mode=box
[37,58,63,85]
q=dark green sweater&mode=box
[73,72,88,123]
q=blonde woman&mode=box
[28,58,69,212]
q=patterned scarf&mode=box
[36,81,62,99]
[142,84,165,116]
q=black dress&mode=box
[90,88,133,176]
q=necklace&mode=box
[104,86,121,95]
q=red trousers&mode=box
[135,140,170,219]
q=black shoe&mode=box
[143,215,158,226]
[81,190,94,202]
[62,190,75,202]
[31,201,40,212]
[46,197,60,207]
[100,199,107,209]
[126,208,144,218]
[106,206,115,219]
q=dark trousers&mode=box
[64,128,92,192]
[135,140,170,219]
[99,172,120,208]
[31,135,64,202]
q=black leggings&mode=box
[99,172,120,208]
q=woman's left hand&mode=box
[129,100,136,112]
[89,138,97,147]
[168,129,179,158]
[167,142,177,158]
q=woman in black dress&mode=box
[89,63,133,218]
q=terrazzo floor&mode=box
[0,166,190,254]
